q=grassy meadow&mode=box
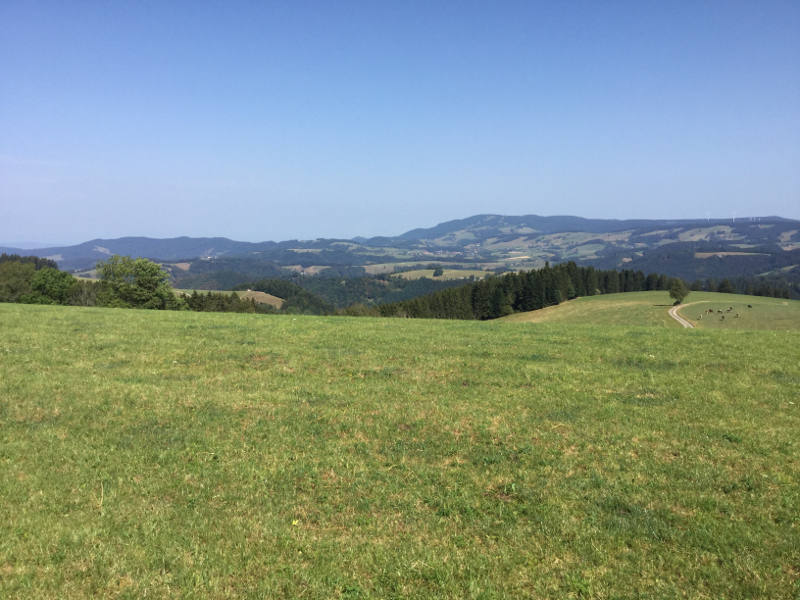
[675,293,800,330]
[1,300,798,598]
[500,291,681,328]
[502,290,800,330]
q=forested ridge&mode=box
[0,253,58,270]
[378,263,677,320]
[294,273,467,308]
[233,279,333,314]
[2,253,792,319]
[376,262,793,320]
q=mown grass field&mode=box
[1,302,798,598]
[502,290,800,330]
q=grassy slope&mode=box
[502,290,800,330]
[1,303,799,598]
[676,293,800,331]
[235,290,284,309]
[173,289,284,309]
[501,291,682,328]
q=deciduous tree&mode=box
[97,255,178,309]
[30,268,76,304]
[668,278,689,304]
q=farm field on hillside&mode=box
[1,303,798,598]
[500,291,683,327]
[676,294,800,330]
[173,288,284,308]
[502,290,800,330]
[392,269,489,281]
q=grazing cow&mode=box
[735,313,740,318]
[720,315,725,320]
[747,304,752,308]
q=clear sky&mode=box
[2,1,799,245]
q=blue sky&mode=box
[2,1,798,245]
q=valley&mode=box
[4,215,799,295]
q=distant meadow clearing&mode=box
[503,290,800,330]
[1,302,798,598]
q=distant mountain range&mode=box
[3,214,799,286]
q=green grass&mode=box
[1,303,799,598]
[676,293,800,330]
[500,291,681,327]
[501,290,800,330]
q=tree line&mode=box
[1,253,96,306]
[0,253,332,315]
[291,272,467,308]
[0,253,58,270]
[232,279,333,314]
[2,252,792,319]
[0,253,269,312]
[689,277,793,299]
[374,263,681,320]
[0,254,683,319]
[182,290,274,313]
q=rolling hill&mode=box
[4,214,799,290]
[173,288,285,309]
[502,291,800,330]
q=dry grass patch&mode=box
[237,290,284,308]
[694,251,768,258]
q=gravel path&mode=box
[668,304,695,328]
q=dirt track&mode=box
[668,304,695,328]
[668,302,708,328]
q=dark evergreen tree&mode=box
[376,262,686,321]
[717,279,734,294]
